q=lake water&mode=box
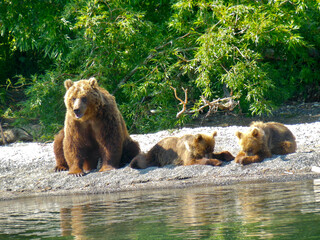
[1,179,320,239]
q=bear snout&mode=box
[245,151,254,156]
[73,108,83,119]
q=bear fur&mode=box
[129,132,234,169]
[53,77,140,176]
[235,121,296,165]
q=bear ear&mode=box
[235,131,242,139]
[64,79,73,90]
[212,131,217,137]
[251,128,260,138]
[88,77,98,88]
[195,134,203,142]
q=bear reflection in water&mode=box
[57,181,320,239]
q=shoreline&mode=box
[3,172,320,202]
[1,122,320,201]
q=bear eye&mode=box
[81,97,87,103]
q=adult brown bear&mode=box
[54,77,140,176]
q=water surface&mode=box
[1,180,320,239]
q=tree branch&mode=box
[170,86,188,118]
[198,96,239,117]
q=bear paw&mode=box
[206,159,223,166]
[55,165,68,172]
[235,155,260,165]
[99,165,115,172]
[68,168,86,177]
[197,158,222,166]
[235,156,248,165]
[216,151,235,162]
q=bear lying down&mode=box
[235,121,297,165]
[54,77,140,176]
[130,132,234,169]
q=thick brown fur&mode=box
[130,132,234,169]
[53,77,140,176]
[235,121,296,165]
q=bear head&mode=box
[188,132,217,158]
[64,77,101,121]
[235,127,265,156]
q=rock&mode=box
[0,128,33,145]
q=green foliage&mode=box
[18,73,66,128]
[168,0,319,114]
[0,0,319,139]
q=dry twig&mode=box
[170,87,239,118]
[198,96,239,117]
[170,86,188,118]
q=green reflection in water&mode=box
[0,179,320,239]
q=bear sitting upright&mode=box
[129,132,234,169]
[54,77,140,176]
[235,121,296,165]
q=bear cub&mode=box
[130,132,234,169]
[235,121,296,165]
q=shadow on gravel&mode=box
[187,102,320,128]
[138,165,176,175]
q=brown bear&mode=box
[53,77,140,176]
[235,121,296,165]
[129,132,234,169]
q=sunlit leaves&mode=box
[0,0,319,137]
[168,0,319,115]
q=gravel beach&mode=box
[1,121,320,201]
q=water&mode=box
[1,179,320,239]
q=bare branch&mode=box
[198,96,239,117]
[170,86,188,118]
[170,86,239,119]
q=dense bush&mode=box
[0,0,319,140]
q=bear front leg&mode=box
[66,156,86,176]
[210,151,235,162]
[235,152,263,165]
[63,145,86,176]
[190,158,223,166]
[53,129,69,172]
[98,145,121,172]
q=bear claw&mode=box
[55,166,68,172]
